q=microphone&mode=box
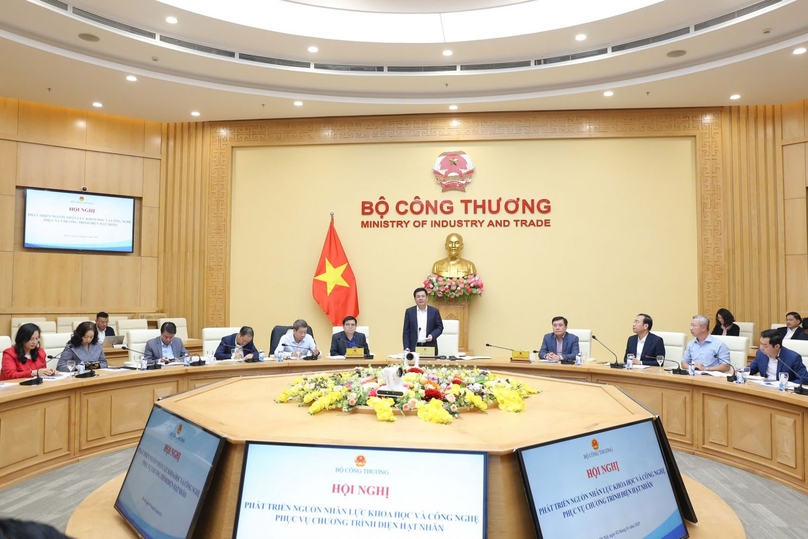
[122,346,161,369]
[486,343,514,352]
[122,346,146,355]
[718,355,737,382]
[20,364,44,386]
[773,355,808,395]
[592,335,621,369]
[661,358,689,375]
[47,346,71,360]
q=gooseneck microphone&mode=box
[122,346,161,369]
[486,343,515,352]
[592,335,621,369]
[46,345,71,361]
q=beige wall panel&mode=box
[784,198,808,255]
[16,143,85,189]
[783,143,807,200]
[81,255,141,310]
[0,196,14,252]
[0,253,11,309]
[785,255,808,312]
[140,257,158,310]
[13,189,24,252]
[142,159,160,207]
[0,97,18,137]
[85,111,144,154]
[141,206,158,257]
[0,407,41,467]
[144,121,162,157]
[0,140,16,196]
[12,252,82,309]
[84,152,144,197]
[782,100,806,140]
[17,101,86,146]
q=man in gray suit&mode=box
[144,322,189,364]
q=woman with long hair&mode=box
[1,323,56,380]
[711,308,740,336]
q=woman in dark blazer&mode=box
[56,321,107,372]
[1,323,55,380]
[711,308,740,336]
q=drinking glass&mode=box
[66,360,76,375]
[779,372,789,391]
[626,354,635,369]
[657,355,665,370]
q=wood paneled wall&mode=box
[781,100,808,315]
[0,97,162,335]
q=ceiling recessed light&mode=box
[92,102,103,108]
[442,49,453,57]
[603,91,614,97]
[165,16,178,24]
[666,49,687,58]
[191,111,201,117]
[308,46,319,53]
[794,47,807,55]
[78,33,100,42]
[575,34,587,41]
[730,94,741,100]
[125,75,137,82]
[449,105,458,111]
[294,101,303,107]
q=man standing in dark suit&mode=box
[330,316,370,356]
[625,313,667,366]
[402,287,443,355]
[776,312,808,341]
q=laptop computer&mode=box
[102,335,125,348]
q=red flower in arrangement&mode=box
[451,377,464,386]
[368,388,378,397]
[424,388,444,401]
[407,367,424,374]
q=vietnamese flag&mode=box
[312,217,359,325]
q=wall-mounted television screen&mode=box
[233,442,488,539]
[517,418,688,539]
[115,405,225,539]
[24,188,135,252]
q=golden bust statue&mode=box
[432,233,477,277]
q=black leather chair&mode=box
[269,324,315,353]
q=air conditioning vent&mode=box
[160,36,236,58]
[612,28,689,52]
[695,0,781,31]
[538,55,571,65]
[239,53,309,69]
[41,0,68,10]
[569,48,608,60]
[460,60,531,71]
[314,64,384,72]
[72,8,156,39]
[387,65,457,72]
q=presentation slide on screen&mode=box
[520,420,687,539]
[115,406,223,539]
[24,189,134,252]
[234,444,487,539]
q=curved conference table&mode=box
[0,357,806,500]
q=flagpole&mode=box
[330,212,334,221]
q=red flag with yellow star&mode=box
[312,218,359,325]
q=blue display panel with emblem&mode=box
[233,442,488,539]
[517,418,689,539]
[114,405,225,539]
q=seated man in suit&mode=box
[330,316,369,357]
[625,313,666,366]
[539,316,579,362]
[215,326,259,360]
[777,312,808,341]
[95,311,115,345]
[402,287,443,356]
[144,321,189,365]
[275,319,320,358]
[749,329,808,382]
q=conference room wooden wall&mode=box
[0,97,161,336]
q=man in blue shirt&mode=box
[680,314,731,372]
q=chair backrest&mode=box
[0,336,12,353]
[10,317,47,337]
[157,318,189,340]
[437,320,460,356]
[40,332,72,365]
[106,316,130,332]
[201,327,241,356]
[782,339,808,368]
[771,323,787,329]
[332,325,371,344]
[567,329,591,358]
[125,329,160,363]
[736,321,755,346]
[712,335,750,371]
[39,321,57,334]
[57,316,89,333]
[117,319,148,336]
[269,325,314,353]
[654,331,687,364]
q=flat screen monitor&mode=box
[517,418,688,539]
[24,188,135,252]
[115,405,225,539]
[233,443,488,539]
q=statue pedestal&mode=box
[433,298,471,354]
